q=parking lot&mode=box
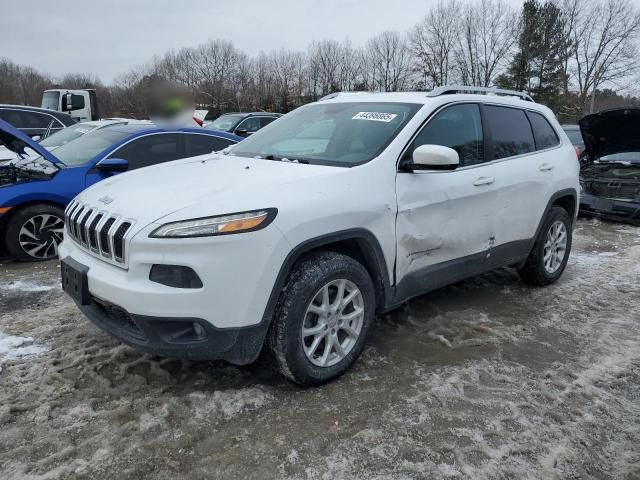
[0,218,638,480]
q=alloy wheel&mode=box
[543,220,567,274]
[302,279,365,367]
[18,214,64,260]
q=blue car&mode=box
[0,120,241,261]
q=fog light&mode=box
[149,264,203,289]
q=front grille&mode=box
[64,200,135,266]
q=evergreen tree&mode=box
[497,0,565,109]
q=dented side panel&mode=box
[394,165,499,283]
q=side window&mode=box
[0,109,28,127]
[260,117,277,128]
[24,112,55,128]
[484,106,535,159]
[188,134,235,156]
[528,111,560,150]
[236,117,261,133]
[408,103,484,167]
[110,134,183,170]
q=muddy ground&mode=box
[0,219,638,480]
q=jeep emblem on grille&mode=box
[98,195,114,205]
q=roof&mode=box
[103,123,243,142]
[0,104,76,123]
[219,112,282,117]
[315,90,555,116]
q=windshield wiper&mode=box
[260,154,309,164]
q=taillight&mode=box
[574,146,581,158]
[193,116,203,127]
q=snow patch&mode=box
[0,279,57,292]
[189,386,273,419]
[0,330,46,373]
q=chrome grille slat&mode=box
[66,203,135,268]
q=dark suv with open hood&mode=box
[579,108,640,225]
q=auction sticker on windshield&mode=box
[352,112,398,122]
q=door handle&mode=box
[473,176,495,186]
[539,163,554,171]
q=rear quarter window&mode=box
[528,112,560,150]
[484,105,535,159]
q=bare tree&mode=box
[570,0,640,112]
[366,31,412,91]
[410,0,461,89]
[454,0,518,87]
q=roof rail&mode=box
[427,85,534,102]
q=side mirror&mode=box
[64,93,73,111]
[234,128,252,137]
[409,145,459,171]
[96,158,129,173]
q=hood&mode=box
[579,108,640,160]
[75,154,341,228]
[0,119,62,165]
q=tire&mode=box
[518,206,572,286]
[5,204,65,262]
[267,251,376,387]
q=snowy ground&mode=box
[0,219,638,480]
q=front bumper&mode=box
[77,296,267,363]
[58,222,291,363]
[579,193,640,226]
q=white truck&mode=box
[41,89,100,123]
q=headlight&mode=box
[150,209,277,238]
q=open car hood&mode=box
[0,118,62,165]
[579,108,640,160]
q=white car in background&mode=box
[59,86,579,386]
[0,119,151,162]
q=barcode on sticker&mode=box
[352,112,398,122]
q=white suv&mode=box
[59,86,579,386]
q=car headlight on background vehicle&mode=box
[150,209,277,238]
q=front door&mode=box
[395,103,499,294]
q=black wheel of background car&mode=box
[518,206,572,286]
[267,251,376,387]
[5,204,65,262]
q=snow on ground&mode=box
[0,219,638,480]
[0,331,46,373]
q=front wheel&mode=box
[267,251,376,387]
[518,206,572,286]
[5,204,65,262]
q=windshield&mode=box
[207,114,244,132]
[564,128,584,147]
[597,152,640,163]
[41,91,60,111]
[40,123,97,147]
[229,102,421,166]
[40,129,131,166]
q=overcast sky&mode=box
[3,0,640,84]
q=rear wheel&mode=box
[268,251,376,387]
[5,204,65,262]
[518,206,572,286]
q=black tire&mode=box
[267,251,376,387]
[518,206,572,286]
[5,204,65,262]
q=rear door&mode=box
[486,106,559,257]
[395,103,500,289]
[185,133,236,156]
